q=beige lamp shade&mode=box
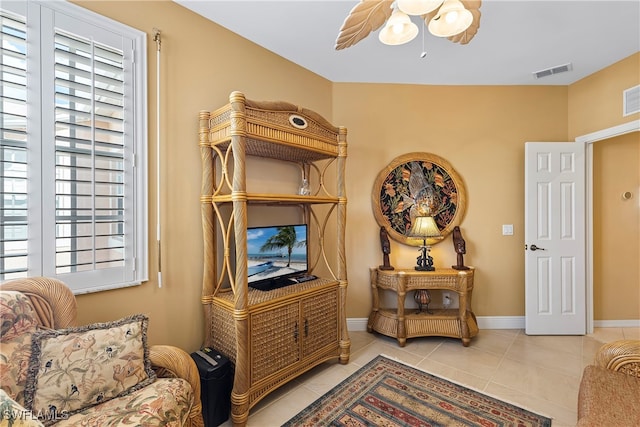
[427,0,473,38]
[379,10,419,45]
[397,0,444,16]
[409,216,442,239]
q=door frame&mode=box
[575,119,640,333]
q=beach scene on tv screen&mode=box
[247,225,307,282]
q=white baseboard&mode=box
[347,318,369,331]
[476,316,526,329]
[347,317,640,332]
[594,319,640,328]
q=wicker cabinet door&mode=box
[251,302,300,382]
[301,289,339,358]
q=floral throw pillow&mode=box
[0,291,39,342]
[23,314,156,425]
[0,291,39,404]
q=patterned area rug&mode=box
[283,355,552,427]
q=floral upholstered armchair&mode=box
[0,277,204,427]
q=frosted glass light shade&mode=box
[379,10,419,45]
[397,0,444,16]
[428,0,473,37]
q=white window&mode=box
[1,0,148,293]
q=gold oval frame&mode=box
[372,152,467,246]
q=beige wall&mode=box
[592,133,639,320]
[73,0,334,351]
[568,53,640,138]
[569,52,640,321]
[332,84,568,318]
[70,1,639,352]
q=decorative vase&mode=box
[414,289,432,313]
[299,178,310,196]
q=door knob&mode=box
[530,244,546,251]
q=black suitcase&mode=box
[190,348,234,427]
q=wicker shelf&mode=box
[199,92,350,426]
[207,194,339,205]
[368,268,478,347]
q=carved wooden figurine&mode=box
[452,226,470,270]
[379,226,394,270]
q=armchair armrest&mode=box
[595,339,640,378]
[149,345,204,427]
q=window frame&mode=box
[1,0,148,293]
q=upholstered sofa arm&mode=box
[595,339,640,378]
[150,345,204,427]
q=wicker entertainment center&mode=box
[198,92,350,426]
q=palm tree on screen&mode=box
[260,226,303,267]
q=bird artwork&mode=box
[400,161,441,222]
[335,0,481,50]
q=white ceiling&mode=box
[174,0,640,86]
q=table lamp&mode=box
[409,215,442,272]
[409,215,443,313]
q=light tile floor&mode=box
[220,327,640,427]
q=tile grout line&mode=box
[483,329,520,393]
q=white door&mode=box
[525,142,586,335]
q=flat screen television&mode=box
[246,224,312,291]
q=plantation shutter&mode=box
[0,1,148,293]
[0,10,28,279]
[52,31,127,274]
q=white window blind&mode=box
[0,10,27,278]
[53,31,127,274]
[0,1,148,293]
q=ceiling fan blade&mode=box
[335,0,394,50]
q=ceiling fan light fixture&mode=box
[397,0,444,16]
[379,9,419,45]
[427,0,473,38]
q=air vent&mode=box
[623,85,640,116]
[533,63,573,79]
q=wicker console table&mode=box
[368,267,478,347]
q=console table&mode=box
[368,267,478,347]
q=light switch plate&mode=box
[502,224,514,236]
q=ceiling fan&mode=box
[335,0,481,50]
